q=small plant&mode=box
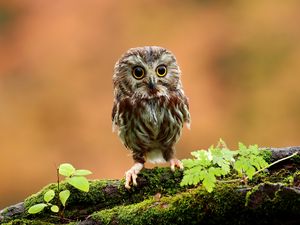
[58,163,92,192]
[180,140,236,192]
[180,139,297,192]
[28,163,92,215]
[233,143,268,180]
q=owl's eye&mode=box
[132,66,145,79]
[156,65,167,77]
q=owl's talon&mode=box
[170,158,184,172]
[132,173,138,186]
[125,162,144,189]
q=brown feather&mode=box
[112,46,190,164]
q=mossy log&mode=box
[1,147,300,225]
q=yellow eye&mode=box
[132,66,145,79]
[156,65,167,77]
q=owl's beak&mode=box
[148,80,156,90]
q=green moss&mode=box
[1,218,55,225]
[24,183,57,208]
[260,149,273,163]
[24,168,183,207]
[88,179,300,225]
[2,162,300,225]
[245,182,300,218]
[91,188,202,225]
[90,184,248,225]
[1,219,80,225]
[19,168,184,223]
[291,153,300,164]
[292,170,300,186]
[267,169,294,184]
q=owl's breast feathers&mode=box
[112,92,190,152]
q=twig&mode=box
[218,152,298,185]
[57,167,60,192]
[253,152,298,177]
[217,179,241,183]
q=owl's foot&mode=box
[125,162,144,189]
[170,158,184,172]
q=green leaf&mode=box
[249,144,259,155]
[181,141,234,190]
[245,165,256,179]
[234,158,245,174]
[202,172,216,193]
[73,169,92,176]
[191,175,200,185]
[234,143,269,180]
[197,170,207,182]
[28,203,47,214]
[222,149,237,161]
[44,190,55,203]
[59,163,76,177]
[209,167,226,176]
[191,150,210,161]
[182,140,270,192]
[182,159,197,168]
[50,205,59,213]
[211,148,223,164]
[238,142,247,153]
[258,157,269,168]
[59,190,70,207]
[182,167,198,179]
[180,174,192,186]
[67,176,89,192]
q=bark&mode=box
[1,147,299,225]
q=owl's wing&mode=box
[182,95,191,129]
[112,101,117,122]
[112,101,118,132]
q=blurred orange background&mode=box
[1,0,299,208]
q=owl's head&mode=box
[113,46,182,99]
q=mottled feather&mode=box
[112,46,190,188]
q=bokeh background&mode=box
[1,0,299,208]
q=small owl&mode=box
[112,46,190,189]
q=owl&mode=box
[112,46,191,189]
